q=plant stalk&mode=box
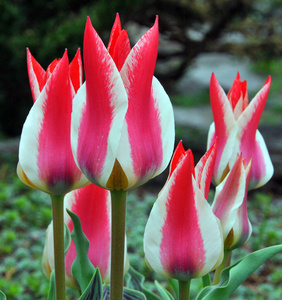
[51,194,66,300]
[213,250,232,285]
[110,190,127,300]
[178,280,191,300]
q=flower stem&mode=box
[178,280,191,300]
[213,250,232,285]
[110,190,127,300]
[51,194,66,300]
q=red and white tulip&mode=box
[71,15,175,191]
[207,73,273,189]
[144,141,223,281]
[42,183,130,286]
[17,50,88,195]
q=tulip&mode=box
[144,141,223,299]
[18,49,89,300]
[18,49,88,195]
[71,14,175,192]
[42,183,130,287]
[71,15,174,299]
[207,73,273,190]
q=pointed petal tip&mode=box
[85,16,93,30]
[210,72,218,85]
[74,48,81,57]
[115,12,121,21]
[26,48,33,61]
[61,49,69,64]
[155,15,159,24]
[112,12,121,30]
[176,140,183,149]
[265,76,271,86]
[153,16,159,31]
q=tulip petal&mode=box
[209,73,238,184]
[20,51,86,195]
[169,140,186,178]
[112,30,131,71]
[72,17,128,187]
[228,159,252,249]
[195,140,217,200]
[236,77,273,189]
[117,18,174,188]
[144,150,223,280]
[227,73,248,119]
[212,155,246,240]
[107,13,122,55]
[107,14,131,71]
[27,48,46,102]
[69,49,83,94]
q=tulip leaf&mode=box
[67,209,95,293]
[0,291,6,300]
[78,268,103,300]
[168,279,179,299]
[47,270,56,300]
[196,244,282,300]
[154,280,174,300]
[64,223,71,256]
[122,288,146,300]
[102,285,110,299]
[125,267,162,300]
[103,285,146,300]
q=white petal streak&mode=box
[193,177,223,277]
[19,89,48,192]
[144,173,175,278]
[71,82,87,170]
[152,76,175,175]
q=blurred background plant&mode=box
[0,0,282,298]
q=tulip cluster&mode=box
[207,73,273,189]
[16,12,276,300]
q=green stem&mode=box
[51,194,66,300]
[213,250,232,285]
[178,280,191,300]
[202,273,211,287]
[110,190,127,300]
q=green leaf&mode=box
[154,280,174,300]
[79,268,103,300]
[168,279,179,299]
[126,267,162,300]
[196,244,282,300]
[47,270,56,300]
[103,285,146,300]
[123,288,146,300]
[67,209,95,293]
[64,223,71,256]
[0,291,6,300]
[103,285,110,299]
